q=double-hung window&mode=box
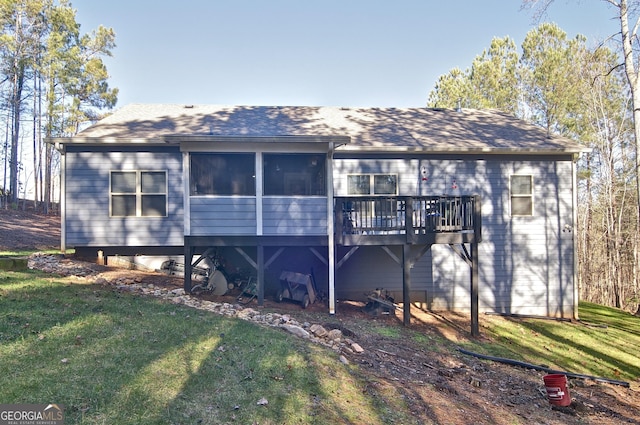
[346,174,399,229]
[510,175,533,216]
[110,171,167,217]
[347,174,397,195]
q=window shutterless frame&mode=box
[346,174,398,196]
[510,174,533,216]
[110,170,168,217]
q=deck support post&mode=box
[257,243,265,306]
[470,195,481,337]
[183,240,193,293]
[470,241,479,336]
[402,244,412,326]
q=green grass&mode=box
[459,302,640,384]
[0,270,413,425]
[2,268,639,424]
[0,248,66,256]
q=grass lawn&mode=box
[0,269,411,425]
[460,302,640,384]
[1,266,638,424]
[0,248,65,257]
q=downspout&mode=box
[327,143,336,315]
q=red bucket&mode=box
[543,374,571,407]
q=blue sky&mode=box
[71,0,620,108]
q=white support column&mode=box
[60,147,66,252]
[182,152,191,236]
[327,144,336,315]
[256,151,263,236]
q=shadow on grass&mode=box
[445,302,640,424]
[0,272,417,424]
[580,302,640,338]
[533,306,635,380]
[457,302,640,384]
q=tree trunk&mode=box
[43,142,52,214]
[32,72,39,211]
[618,0,640,311]
[9,69,24,204]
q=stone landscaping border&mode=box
[27,253,364,364]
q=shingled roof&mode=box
[57,104,585,155]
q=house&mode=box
[49,104,584,335]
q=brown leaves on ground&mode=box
[0,207,60,251]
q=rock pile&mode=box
[28,253,105,276]
[27,253,364,361]
[121,284,363,359]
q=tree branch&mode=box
[593,61,626,86]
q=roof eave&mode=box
[45,136,165,145]
[163,135,350,144]
[336,145,589,155]
[46,134,351,146]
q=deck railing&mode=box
[335,196,481,243]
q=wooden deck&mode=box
[335,195,482,335]
[182,195,483,336]
[334,195,482,246]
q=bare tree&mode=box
[0,1,117,211]
[608,0,640,313]
[524,0,640,313]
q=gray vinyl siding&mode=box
[63,147,575,316]
[189,197,327,236]
[64,150,183,246]
[190,197,257,235]
[262,197,327,235]
[334,159,416,195]
[335,247,402,300]
[335,245,433,302]
[333,156,575,317]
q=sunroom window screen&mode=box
[190,153,255,195]
[263,153,326,196]
[510,175,533,216]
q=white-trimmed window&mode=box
[510,175,533,216]
[347,174,398,195]
[110,171,167,217]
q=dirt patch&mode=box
[0,207,60,251]
[5,209,640,425]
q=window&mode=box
[510,175,533,216]
[347,174,397,195]
[190,153,255,195]
[110,171,167,217]
[263,153,326,196]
